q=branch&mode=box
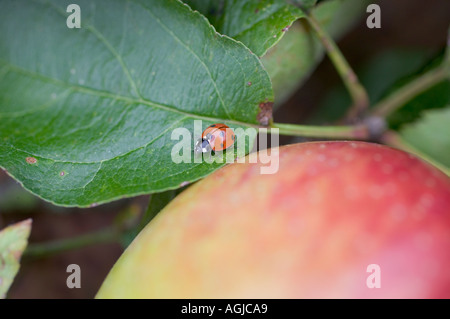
[371,66,447,118]
[306,13,370,121]
[270,122,369,139]
[24,227,120,258]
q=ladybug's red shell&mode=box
[202,123,235,151]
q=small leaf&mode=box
[121,190,177,248]
[0,0,273,207]
[312,49,440,124]
[386,29,449,129]
[141,191,178,227]
[262,21,321,106]
[187,0,371,105]
[185,0,313,57]
[0,219,32,299]
[445,26,450,77]
[0,183,40,212]
[399,107,450,170]
[263,0,372,106]
[387,75,449,130]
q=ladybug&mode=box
[194,123,236,155]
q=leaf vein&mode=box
[84,24,142,99]
[4,115,188,165]
[1,60,257,128]
[128,0,233,119]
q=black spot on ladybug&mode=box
[220,143,224,148]
[210,124,216,127]
[220,131,225,138]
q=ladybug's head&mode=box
[194,137,212,154]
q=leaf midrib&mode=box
[0,62,259,164]
[1,60,259,127]
[3,115,187,165]
[2,0,262,165]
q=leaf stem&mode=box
[306,13,369,121]
[23,227,120,259]
[270,122,368,139]
[371,66,448,118]
[137,191,175,232]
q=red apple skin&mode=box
[97,142,450,298]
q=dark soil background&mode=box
[1,0,449,298]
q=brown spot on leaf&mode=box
[12,250,22,260]
[180,181,190,187]
[26,157,37,164]
[60,171,65,176]
[282,25,291,32]
[257,102,273,126]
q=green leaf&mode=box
[0,0,273,207]
[141,191,177,227]
[185,0,314,57]
[262,0,371,106]
[446,26,450,77]
[0,183,40,212]
[121,190,177,248]
[311,49,438,124]
[399,107,450,170]
[0,219,32,299]
[186,0,371,106]
[387,75,449,130]
[385,28,450,128]
[290,0,317,8]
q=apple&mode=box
[96,141,450,298]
